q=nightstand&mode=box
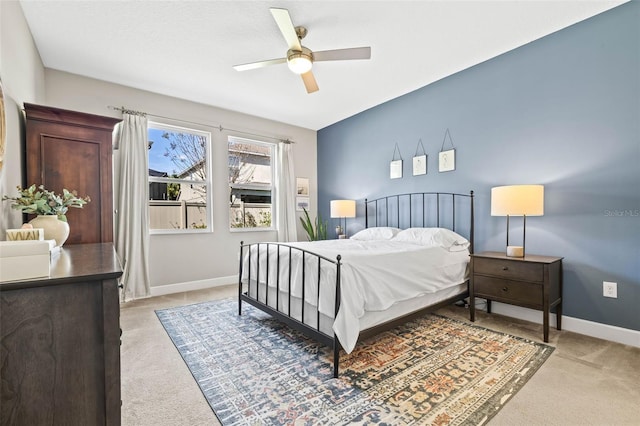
[469,251,563,342]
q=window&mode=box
[147,122,212,233]
[228,136,274,230]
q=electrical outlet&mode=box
[603,281,617,298]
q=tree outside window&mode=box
[228,137,274,230]
[148,122,211,232]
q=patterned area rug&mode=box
[156,299,553,425]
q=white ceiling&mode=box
[20,0,626,131]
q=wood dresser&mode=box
[0,243,123,425]
[469,251,563,342]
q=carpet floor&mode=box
[156,298,554,425]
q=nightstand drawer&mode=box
[474,258,543,282]
[474,275,542,307]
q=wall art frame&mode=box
[438,128,456,173]
[390,143,403,179]
[296,196,309,212]
[296,177,309,196]
[413,138,427,176]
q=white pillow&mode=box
[350,227,402,241]
[393,227,470,251]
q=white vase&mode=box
[29,215,70,247]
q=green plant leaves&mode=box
[2,184,90,217]
[300,207,327,241]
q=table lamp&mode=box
[330,199,356,238]
[491,185,544,257]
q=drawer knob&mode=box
[502,266,509,271]
[502,287,508,292]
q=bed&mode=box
[238,191,474,377]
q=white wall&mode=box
[44,70,317,289]
[0,1,46,235]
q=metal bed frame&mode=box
[238,191,474,378]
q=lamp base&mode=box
[506,246,524,257]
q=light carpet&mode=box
[156,298,553,425]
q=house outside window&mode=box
[228,136,274,230]
[148,122,212,233]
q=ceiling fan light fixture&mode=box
[287,48,313,74]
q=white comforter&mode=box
[241,239,469,353]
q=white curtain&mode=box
[276,141,297,242]
[113,113,151,300]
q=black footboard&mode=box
[238,241,343,377]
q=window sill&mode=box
[150,228,213,236]
[229,227,276,233]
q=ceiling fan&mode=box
[233,8,371,94]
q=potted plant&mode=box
[300,207,327,241]
[3,184,90,247]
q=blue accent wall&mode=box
[317,3,639,331]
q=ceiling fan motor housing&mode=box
[287,46,314,74]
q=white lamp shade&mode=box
[491,185,544,216]
[330,199,356,218]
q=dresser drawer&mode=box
[474,275,543,307]
[474,257,543,282]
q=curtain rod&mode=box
[107,105,295,144]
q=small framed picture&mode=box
[439,149,455,172]
[296,177,309,196]
[390,159,403,179]
[296,196,309,211]
[413,155,427,176]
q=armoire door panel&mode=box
[40,135,102,244]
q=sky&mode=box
[148,128,175,175]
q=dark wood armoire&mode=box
[24,103,121,244]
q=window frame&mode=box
[147,121,213,235]
[228,135,276,233]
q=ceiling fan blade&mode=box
[270,8,302,51]
[313,47,371,62]
[233,57,286,72]
[301,71,319,94]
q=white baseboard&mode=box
[490,302,640,348]
[150,275,238,297]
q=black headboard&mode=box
[364,191,474,253]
